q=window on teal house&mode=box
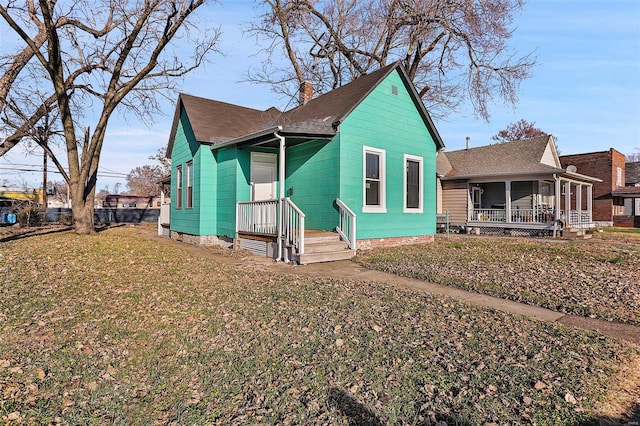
[363,146,386,213]
[404,154,423,213]
[186,161,193,208]
[176,165,183,209]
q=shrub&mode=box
[16,204,44,227]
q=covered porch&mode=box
[227,127,357,264]
[467,175,596,235]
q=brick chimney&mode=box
[299,81,313,105]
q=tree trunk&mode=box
[71,196,95,234]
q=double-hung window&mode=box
[175,165,183,209]
[404,154,423,212]
[186,161,193,208]
[363,146,386,213]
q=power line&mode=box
[0,164,128,178]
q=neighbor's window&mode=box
[186,161,193,208]
[616,167,623,187]
[176,165,182,209]
[363,146,386,213]
[404,154,423,212]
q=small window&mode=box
[186,161,193,208]
[391,85,398,95]
[176,165,182,209]
[363,146,386,213]
[616,167,623,187]
[404,154,423,212]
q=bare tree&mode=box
[627,148,640,162]
[126,164,165,196]
[247,0,535,120]
[0,0,220,234]
[149,147,171,176]
[491,119,548,143]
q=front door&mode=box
[251,152,277,201]
[472,186,482,209]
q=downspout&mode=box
[275,127,286,262]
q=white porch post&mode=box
[276,128,286,262]
[564,181,571,219]
[587,185,593,222]
[554,176,561,221]
[576,184,583,215]
[505,180,512,223]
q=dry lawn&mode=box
[0,225,638,425]
[356,231,640,326]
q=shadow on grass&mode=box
[328,388,384,426]
[327,387,639,426]
[95,223,126,233]
[0,223,129,243]
[0,225,72,243]
[595,402,640,426]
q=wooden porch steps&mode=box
[297,230,356,265]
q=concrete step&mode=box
[299,249,356,265]
[565,228,592,239]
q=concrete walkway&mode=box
[241,257,640,345]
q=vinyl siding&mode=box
[170,108,203,235]
[338,69,437,239]
[285,138,340,231]
[540,142,557,167]
[441,180,469,224]
[215,146,244,238]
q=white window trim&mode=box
[403,154,423,213]
[186,161,194,209]
[175,165,183,210]
[363,146,386,213]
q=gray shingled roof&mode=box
[439,136,564,179]
[167,62,444,155]
[626,162,640,186]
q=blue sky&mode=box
[1,0,639,191]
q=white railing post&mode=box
[335,198,357,250]
[281,197,305,259]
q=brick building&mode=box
[559,148,627,226]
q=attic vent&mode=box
[391,85,398,95]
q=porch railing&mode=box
[473,209,506,222]
[236,200,278,235]
[560,210,592,229]
[283,197,305,255]
[335,198,356,250]
[471,208,555,224]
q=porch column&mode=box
[587,185,593,222]
[554,176,561,221]
[576,184,582,215]
[276,129,286,262]
[564,181,571,218]
[505,180,512,223]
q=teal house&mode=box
[164,62,445,263]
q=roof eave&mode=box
[562,171,602,183]
[440,169,566,180]
[210,126,281,150]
